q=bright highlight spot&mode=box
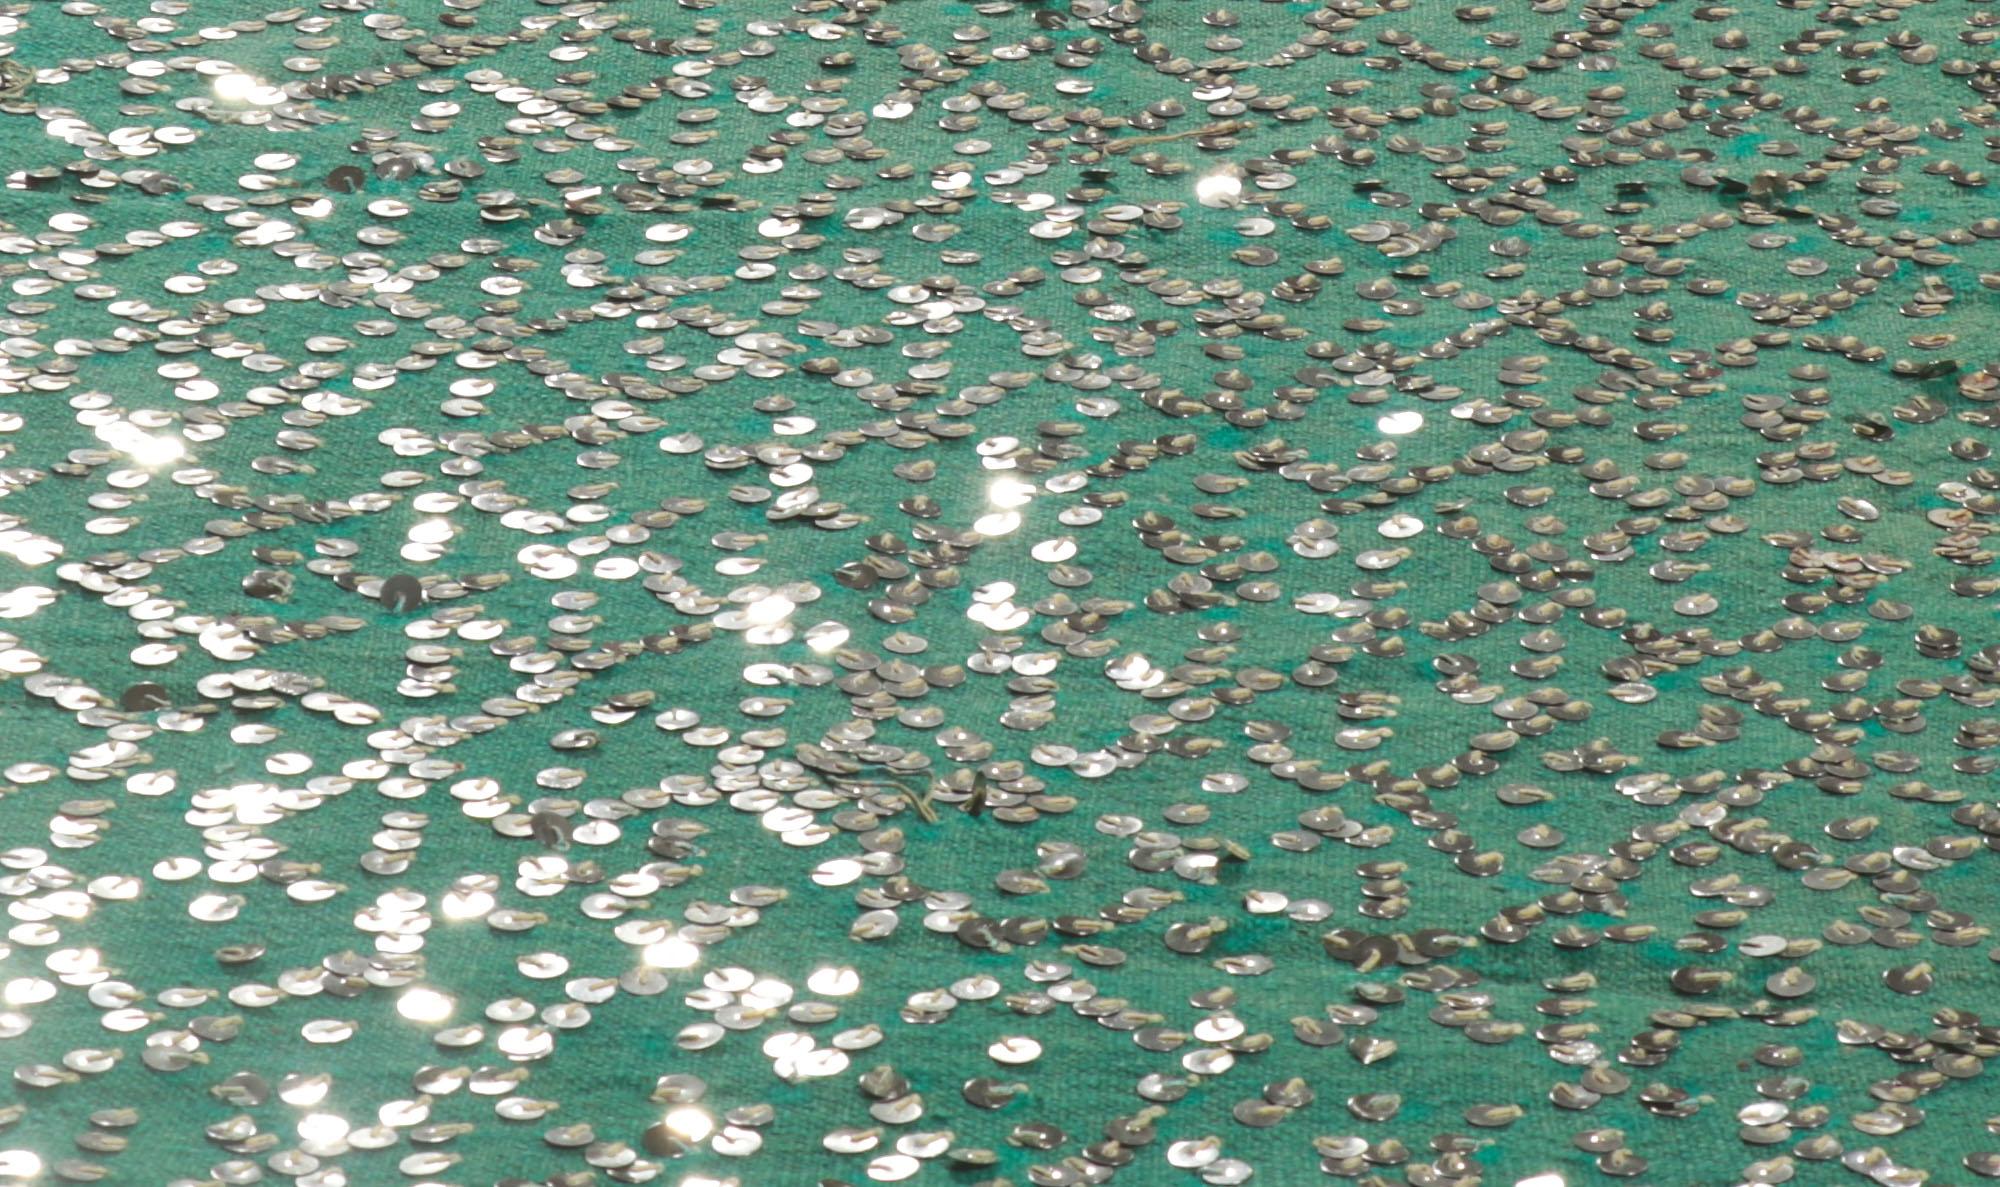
[745,594,795,626]
[807,965,860,996]
[95,420,185,466]
[297,1113,350,1144]
[397,987,454,1024]
[213,72,283,104]
[805,622,849,653]
[642,937,702,969]
[663,1106,714,1143]
[1376,410,1425,436]
[213,72,258,101]
[0,1149,43,1178]
[441,890,493,920]
[1516,1176,1565,1187]
[988,477,1036,509]
[279,1077,329,1106]
[1196,171,1244,208]
[128,437,185,465]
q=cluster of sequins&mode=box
[10,1,2000,1186]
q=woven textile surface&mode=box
[3,2,2000,1186]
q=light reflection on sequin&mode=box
[0,1152,45,1178]
[93,421,185,467]
[395,987,453,1024]
[1195,171,1244,208]
[210,72,267,103]
[296,1113,350,1145]
[642,938,703,970]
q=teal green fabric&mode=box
[4,3,2000,1187]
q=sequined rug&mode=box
[3,2,2000,1186]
